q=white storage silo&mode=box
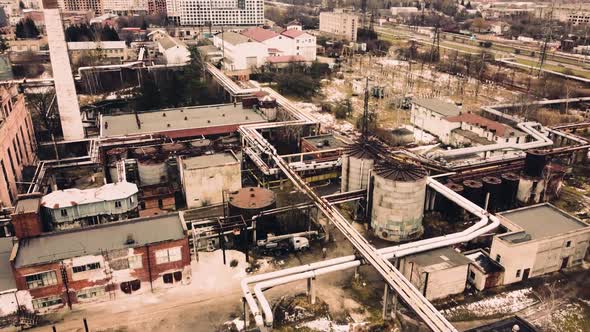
[371,162,428,242]
[137,157,168,186]
[341,143,376,192]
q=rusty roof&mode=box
[228,187,276,210]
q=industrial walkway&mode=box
[44,8,84,140]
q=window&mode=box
[77,286,105,300]
[32,295,63,309]
[60,209,68,217]
[72,262,101,273]
[115,200,122,208]
[516,269,521,278]
[495,254,501,263]
[25,271,58,289]
[565,240,572,248]
[155,247,182,264]
[469,271,476,280]
[128,255,143,269]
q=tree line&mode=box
[65,24,120,42]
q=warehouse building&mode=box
[9,213,190,313]
[490,203,590,285]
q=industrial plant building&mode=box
[0,85,36,207]
[491,204,590,285]
[9,213,190,312]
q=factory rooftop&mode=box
[13,213,186,268]
[446,112,525,138]
[0,238,16,291]
[181,151,239,170]
[464,249,504,274]
[406,247,471,272]
[41,181,138,209]
[498,204,589,243]
[412,98,461,117]
[301,134,347,151]
[100,104,266,138]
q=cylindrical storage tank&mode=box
[500,172,519,210]
[341,143,376,192]
[482,176,502,211]
[137,157,168,186]
[524,150,547,178]
[442,182,464,220]
[390,127,415,146]
[228,187,277,240]
[543,163,567,202]
[258,95,277,121]
[161,142,186,155]
[371,162,427,242]
[463,179,484,208]
[517,176,544,204]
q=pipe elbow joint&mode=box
[254,315,265,327]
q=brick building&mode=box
[9,213,190,312]
[0,85,37,207]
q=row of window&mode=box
[1,117,34,203]
[59,196,134,217]
[24,248,180,289]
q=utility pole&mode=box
[362,77,370,139]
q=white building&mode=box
[213,31,268,70]
[67,41,129,62]
[399,247,471,301]
[240,26,316,62]
[490,204,590,285]
[172,0,264,26]
[390,7,418,15]
[410,98,462,145]
[149,30,191,64]
[319,11,358,42]
[179,152,241,208]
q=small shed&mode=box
[399,247,471,300]
[464,248,504,291]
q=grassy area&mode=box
[511,58,590,79]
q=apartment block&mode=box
[173,0,264,26]
[319,11,358,42]
[0,85,36,207]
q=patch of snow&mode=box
[297,317,367,332]
[443,287,538,319]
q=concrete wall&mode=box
[319,12,358,42]
[400,258,468,301]
[181,157,241,208]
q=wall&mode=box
[0,86,36,207]
[181,158,241,208]
[0,290,33,315]
[400,258,468,301]
[319,12,358,42]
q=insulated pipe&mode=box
[242,177,499,328]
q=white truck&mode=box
[257,231,316,255]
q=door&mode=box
[561,257,570,270]
[522,268,530,281]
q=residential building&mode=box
[9,213,191,312]
[0,85,36,207]
[41,181,139,230]
[399,247,471,301]
[464,249,504,291]
[213,31,269,71]
[179,151,241,208]
[319,11,358,42]
[172,0,264,26]
[239,26,316,62]
[102,0,148,15]
[148,30,190,64]
[57,0,103,14]
[490,203,590,285]
[148,0,167,15]
[67,41,129,63]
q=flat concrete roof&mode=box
[412,98,461,117]
[499,204,588,242]
[407,247,471,272]
[100,104,266,138]
[181,151,238,170]
[14,213,185,268]
[0,238,16,291]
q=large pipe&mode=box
[242,177,500,328]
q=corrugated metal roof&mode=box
[412,98,461,117]
[14,213,186,267]
[374,161,427,182]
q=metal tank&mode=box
[518,150,548,204]
[137,156,168,186]
[440,182,464,220]
[370,162,427,242]
[257,95,277,121]
[341,143,376,192]
[523,150,547,178]
[500,173,519,210]
[228,187,277,240]
[482,176,502,212]
[161,142,186,155]
[463,179,484,208]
